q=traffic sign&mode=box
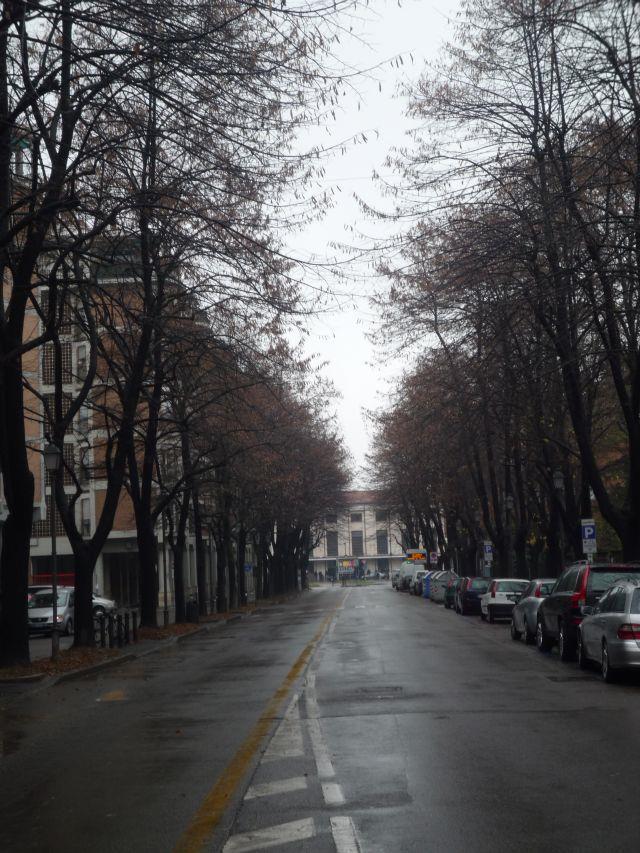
[581,518,597,555]
[429,551,438,565]
[484,541,493,564]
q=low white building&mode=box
[310,489,406,579]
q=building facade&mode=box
[309,489,406,579]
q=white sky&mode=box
[289,0,460,485]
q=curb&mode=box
[1,597,299,691]
[55,653,137,684]
[0,672,47,685]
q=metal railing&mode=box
[93,610,138,648]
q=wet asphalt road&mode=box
[2,584,640,852]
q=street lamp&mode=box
[43,442,62,659]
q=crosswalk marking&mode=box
[244,776,308,801]
[263,699,304,762]
[223,818,316,852]
[321,781,346,806]
[330,816,361,853]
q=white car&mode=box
[410,569,427,595]
[430,570,457,603]
[480,579,529,623]
[92,593,117,615]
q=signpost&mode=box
[581,519,597,556]
[483,541,493,576]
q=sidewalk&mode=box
[0,593,301,692]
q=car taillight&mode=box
[618,623,640,640]
[570,590,586,624]
[535,586,541,598]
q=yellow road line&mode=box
[173,597,342,853]
[98,689,126,702]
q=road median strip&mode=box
[173,596,343,853]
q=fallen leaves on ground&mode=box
[0,647,121,680]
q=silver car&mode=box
[510,578,556,644]
[430,570,457,604]
[578,581,640,682]
[28,587,74,636]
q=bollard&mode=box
[108,613,115,648]
[124,611,130,645]
[132,610,138,643]
[116,613,123,648]
[100,614,106,648]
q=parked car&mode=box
[445,577,463,610]
[577,581,640,682]
[536,562,640,661]
[456,576,490,615]
[410,569,428,596]
[480,578,529,623]
[510,578,556,643]
[92,593,117,615]
[397,560,425,591]
[27,584,52,603]
[27,587,74,636]
[431,570,457,604]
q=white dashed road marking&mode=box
[223,818,316,853]
[322,781,346,806]
[330,816,362,853]
[244,776,308,800]
[262,695,304,762]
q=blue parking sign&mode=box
[581,518,597,554]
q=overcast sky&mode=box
[289,0,460,485]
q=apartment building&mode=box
[25,250,216,621]
[309,489,406,579]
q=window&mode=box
[557,568,579,592]
[326,530,338,557]
[42,392,72,429]
[32,495,65,537]
[351,530,363,556]
[325,514,337,525]
[377,558,389,573]
[375,510,388,522]
[610,587,627,613]
[631,589,640,613]
[376,529,388,555]
[539,582,555,596]
[350,512,362,523]
[42,342,73,385]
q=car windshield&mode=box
[496,581,528,592]
[28,591,68,609]
[468,579,489,591]
[587,569,640,594]
[632,590,640,613]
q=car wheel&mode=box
[522,618,535,645]
[577,633,589,670]
[488,607,495,624]
[510,619,521,641]
[601,641,617,683]
[65,619,73,637]
[558,621,575,662]
[536,618,552,652]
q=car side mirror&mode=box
[581,605,594,616]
